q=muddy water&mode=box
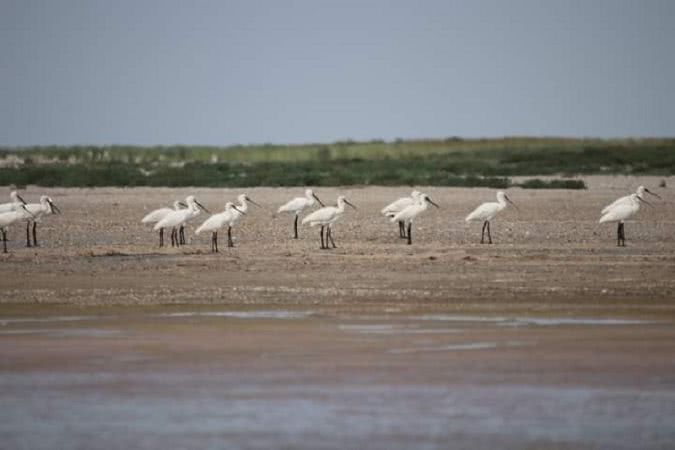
[1,306,674,449]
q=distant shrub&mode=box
[519,179,586,189]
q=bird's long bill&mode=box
[48,200,61,214]
[233,205,246,215]
[16,194,27,205]
[196,200,211,213]
[637,196,653,207]
[505,195,520,211]
[246,197,262,208]
[645,189,662,200]
[178,202,188,208]
[345,199,357,210]
[21,205,36,218]
[313,193,325,207]
[426,197,440,208]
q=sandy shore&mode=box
[1,176,674,315]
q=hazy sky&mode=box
[1,0,674,146]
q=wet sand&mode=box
[1,177,675,448]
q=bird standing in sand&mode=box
[302,195,357,249]
[599,193,651,246]
[382,190,421,239]
[465,191,517,244]
[390,193,439,245]
[277,189,325,239]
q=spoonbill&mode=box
[223,194,261,247]
[23,196,61,247]
[195,202,245,252]
[599,193,651,246]
[154,196,209,247]
[382,190,421,238]
[465,191,517,244]
[277,189,325,238]
[0,205,35,253]
[141,200,187,247]
[601,185,661,215]
[302,196,356,249]
[0,191,27,214]
[390,193,439,245]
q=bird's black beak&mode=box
[345,199,357,210]
[246,196,261,208]
[17,194,27,205]
[637,196,653,207]
[644,188,662,200]
[178,202,188,208]
[233,205,246,215]
[196,200,210,213]
[505,195,520,211]
[313,193,325,207]
[426,197,440,208]
[48,200,61,214]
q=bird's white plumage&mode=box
[195,202,239,235]
[391,193,435,223]
[466,191,509,222]
[599,194,641,223]
[24,196,56,222]
[601,186,652,215]
[278,189,321,215]
[0,191,25,214]
[142,201,184,224]
[302,196,353,227]
[154,196,202,230]
[381,190,421,217]
[0,207,32,228]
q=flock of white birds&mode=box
[0,185,661,254]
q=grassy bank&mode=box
[1,137,673,187]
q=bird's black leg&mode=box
[487,221,493,244]
[179,225,185,245]
[294,215,299,239]
[159,228,164,247]
[33,222,38,247]
[2,229,7,253]
[228,226,233,248]
[320,226,325,249]
[399,221,406,238]
[618,222,626,247]
[616,223,621,247]
[26,222,32,247]
[171,228,176,247]
[327,226,336,248]
[481,221,486,244]
[407,222,412,245]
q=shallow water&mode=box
[1,307,674,449]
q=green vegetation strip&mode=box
[1,138,673,188]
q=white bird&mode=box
[465,191,517,244]
[0,204,35,253]
[142,200,187,247]
[601,185,661,215]
[23,195,61,247]
[195,202,245,252]
[220,193,262,247]
[154,196,209,247]
[390,193,439,245]
[302,195,357,249]
[599,193,651,246]
[277,189,325,238]
[0,191,28,214]
[382,190,422,239]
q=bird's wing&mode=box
[142,207,172,223]
[278,197,305,213]
[381,197,413,215]
[599,203,634,223]
[601,195,630,215]
[465,203,495,222]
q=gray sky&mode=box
[1,0,674,146]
